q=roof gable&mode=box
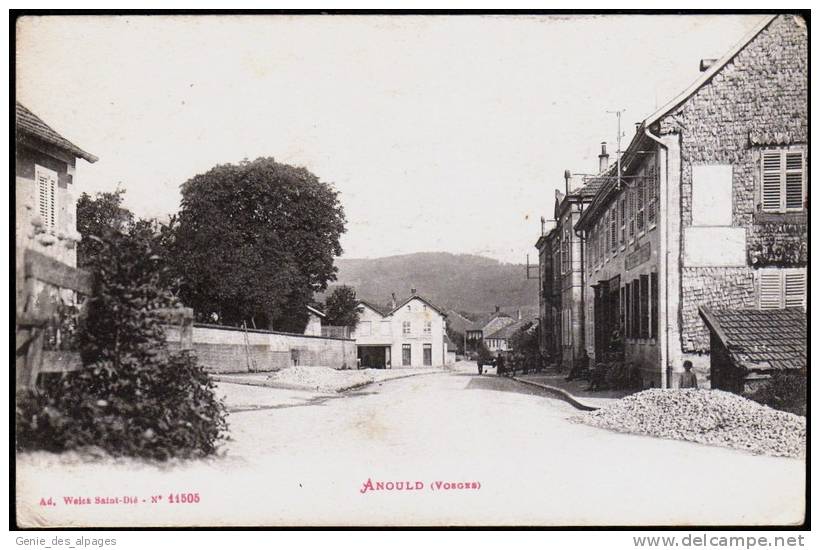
[389,294,447,317]
[16,102,98,163]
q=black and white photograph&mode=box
[12,11,808,530]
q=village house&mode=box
[484,316,538,354]
[351,290,448,368]
[15,102,98,290]
[573,14,807,388]
[535,154,606,368]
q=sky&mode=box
[16,14,764,264]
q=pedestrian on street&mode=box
[496,352,505,376]
[679,360,698,389]
[477,357,484,375]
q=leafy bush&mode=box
[16,227,227,460]
[747,373,806,417]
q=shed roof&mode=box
[699,306,806,373]
[16,102,98,163]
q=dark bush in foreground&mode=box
[16,225,227,460]
[747,373,806,417]
[16,351,226,460]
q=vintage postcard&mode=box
[13,12,807,528]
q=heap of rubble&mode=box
[571,389,805,459]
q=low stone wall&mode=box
[165,323,356,374]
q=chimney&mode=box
[598,142,609,173]
[391,292,397,309]
[564,169,573,194]
[517,309,522,321]
[635,122,642,134]
[699,58,717,72]
[410,287,417,296]
[540,216,546,235]
[495,305,500,314]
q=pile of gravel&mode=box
[265,366,374,392]
[571,389,805,459]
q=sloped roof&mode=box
[16,102,98,163]
[389,294,447,317]
[699,307,806,373]
[577,14,780,231]
[481,314,516,336]
[446,310,481,333]
[306,305,326,318]
[485,317,538,340]
[356,300,389,317]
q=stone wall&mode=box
[165,323,356,373]
[680,268,756,352]
[659,15,807,352]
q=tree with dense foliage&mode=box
[509,320,540,366]
[169,158,346,332]
[76,189,134,268]
[446,325,465,354]
[16,226,227,460]
[324,286,359,328]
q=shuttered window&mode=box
[759,269,806,310]
[619,197,626,246]
[647,165,657,226]
[628,188,636,240]
[636,177,646,233]
[35,164,58,229]
[609,205,617,252]
[761,150,805,212]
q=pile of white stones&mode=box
[572,389,805,459]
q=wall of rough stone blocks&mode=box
[165,323,356,373]
[680,267,756,352]
[658,15,807,352]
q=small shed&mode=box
[698,306,806,395]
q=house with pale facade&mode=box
[351,291,448,368]
[574,14,807,389]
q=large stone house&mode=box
[351,291,448,368]
[573,14,807,388]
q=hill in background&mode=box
[321,252,538,319]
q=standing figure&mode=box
[679,360,698,389]
[496,352,506,376]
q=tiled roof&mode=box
[16,102,98,163]
[356,300,389,317]
[388,294,448,317]
[446,310,481,332]
[699,307,806,373]
[485,317,538,340]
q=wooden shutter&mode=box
[628,188,636,239]
[784,152,804,210]
[647,167,657,225]
[784,270,806,308]
[761,151,782,212]
[609,206,617,251]
[36,165,58,229]
[758,270,783,310]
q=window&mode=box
[640,274,649,339]
[402,344,412,366]
[651,272,659,340]
[424,321,432,335]
[619,197,626,247]
[402,321,411,335]
[759,268,806,309]
[561,229,570,273]
[609,205,618,252]
[624,283,632,339]
[647,164,657,227]
[604,211,611,259]
[628,188,636,241]
[631,280,640,339]
[620,286,626,336]
[636,177,646,233]
[423,344,432,366]
[761,149,805,212]
[35,164,58,229]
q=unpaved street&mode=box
[16,369,805,527]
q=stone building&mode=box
[15,103,98,270]
[351,291,448,368]
[535,157,606,368]
[574,14,807,388]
